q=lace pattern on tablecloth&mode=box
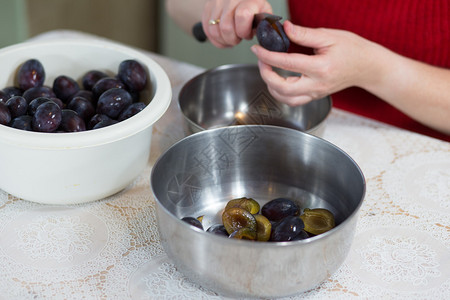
[1,111,448,300]
[0,168,163,299]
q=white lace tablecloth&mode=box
[0,31,449,300]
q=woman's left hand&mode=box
[251,20,377,106]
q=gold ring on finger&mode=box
[209,18,220,25]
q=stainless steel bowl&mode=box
[179,64,332,136]
[151,125,365,298]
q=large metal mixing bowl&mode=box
[178,64,332,136]
[151,125,365,298]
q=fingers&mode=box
[202,0,229,48]
[257,61,320,106]
[283,21,332,49]
[203,0,272,47]
[234,6,257,40]
[251,44,319,75]
[234,2,272,39]
[267,86,314,106]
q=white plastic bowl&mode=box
[0,39,172,204]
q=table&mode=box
[0,31,449,299]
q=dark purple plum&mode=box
[10,115,32,131]
[290,230,310,241]
[2,86,23,98]
[181,217,203,230]
[67,96,95,122]
[22,86,56,103]
[92,118,118,129]
[92,77,125,100]
[256,19,290,52]
[96,88,132,119]
[261,198,300,222]
[88,113,112,129]
[49,97,64,109]
[52,75,80,103]
[71,90,95,106]
[59,109,86,132]
[117,102,146,121]
[270,216,305,242]
[16,59,45,90]
[0,90,8,104]
[118,60,147,92]
[129,90,141,103]
[207,224,229,237]
[6,96,27,118]
[0,102,11,125]
[32,101,62,132]
[82,70,108,91]
[28,97,52,115]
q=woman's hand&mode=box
[251,20,378,106]
[201,0,272,48]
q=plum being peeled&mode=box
[255,14,290,52]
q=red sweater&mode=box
[288,0,450,142]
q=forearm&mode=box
[166,0,207,35]
[358,43,450,135]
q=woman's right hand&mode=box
[201,0,272,48]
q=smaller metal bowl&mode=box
[179,64,332,136]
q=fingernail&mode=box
[250,45,258,54]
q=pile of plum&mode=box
[0,58,148,132]
[182,197,335,242]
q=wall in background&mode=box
[0,0,158,51]
[26,0,158,51]
[0,0,28,48]
[158,1,288,69]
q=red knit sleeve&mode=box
[287,0,450,141]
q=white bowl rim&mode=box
[0,38,172,149]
